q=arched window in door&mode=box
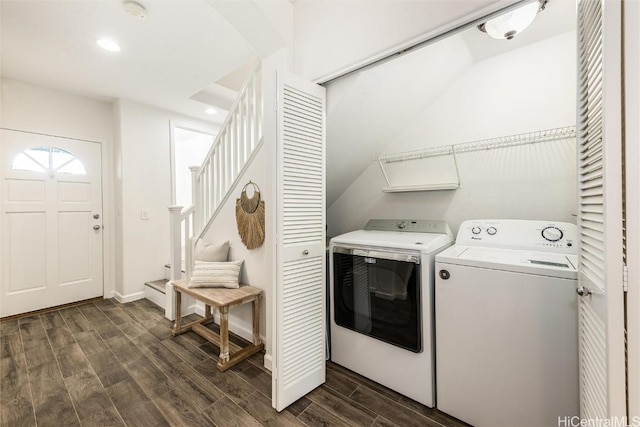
[11,147,86,175]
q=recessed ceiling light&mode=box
[205,108,217,115]
[96,38,121,52]
[123,1,147,19]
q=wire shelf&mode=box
[377,125,576,164]
[376,125,576,192]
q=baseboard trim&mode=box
[114,290,145,303]
[263,353,272,372]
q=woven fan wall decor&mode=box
[235,181,265,249]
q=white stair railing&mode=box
[192,61,263,237]
[166,61,263,320]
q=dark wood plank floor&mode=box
[1,298,469,427]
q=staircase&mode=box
[143,263,181,308]
[144,61,263,319]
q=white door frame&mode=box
[168,120,217,206]
[624,0,640,419]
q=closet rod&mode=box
[378,125,576,164]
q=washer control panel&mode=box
[456,219,578,254]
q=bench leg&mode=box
[219,306,229,364]
[204,304,212,321]
[172,290,182,335]
[215,296,264,372]
[252,296,261,346]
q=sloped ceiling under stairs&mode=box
[325,0,577,206]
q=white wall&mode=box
[327,31,577,237]
[115,99,218,301]
[325,33,473,206]
[293,0,509,81]
[387,31,578,154]
[1,78,117,298]
[199,145,272,359]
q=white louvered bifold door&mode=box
[576,0,626,419]
[273,71,326,411]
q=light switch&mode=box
[140,210,149,220]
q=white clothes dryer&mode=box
[435,219,579,427]
[330,219,453,407]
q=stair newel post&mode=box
[166,205,183,320]
[184,212,192,280]
[190,166,201,234]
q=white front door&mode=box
[1,129,103,317]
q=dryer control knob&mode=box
[486,227,497,235]
[472,227,481,234]
[542,226,563,242]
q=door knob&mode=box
[303,250,309,255]
[576,286,592,297]
[93,214,100,219]
[93,225,101,231]
[439,270,450,280]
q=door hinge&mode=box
[623,264,629,292]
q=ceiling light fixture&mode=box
[205,108,218,115]
[123,0,147,19]
[478,0,547,40]
[96,38,121,52]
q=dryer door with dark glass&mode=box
[332,247,422,352]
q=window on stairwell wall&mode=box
[171,126,215,208]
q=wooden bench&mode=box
[171,279,264,371]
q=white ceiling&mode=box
[1,0,258,124]
[1,0,577,199]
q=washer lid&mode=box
[436,245,578,279]
[330,229,453,253]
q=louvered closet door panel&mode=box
[274,71,326,411]
[576,0,626,419]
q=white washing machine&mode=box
[435,219,579,427]
[330,219,453,407]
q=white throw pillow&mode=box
[188,260,243,289]
[194,240,229,262]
